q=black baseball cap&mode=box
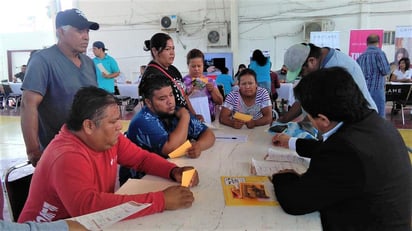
[56,8,99,30]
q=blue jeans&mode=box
[369,88,385,118]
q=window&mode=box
[383,31,395,45]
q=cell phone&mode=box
[269,125,287,133]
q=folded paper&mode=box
[181,169,196,187]
[96,63,109,75]
[233,112,253,122]
[168,140,192,158]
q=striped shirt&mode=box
[356,46,391,90]
[222,87,272,120]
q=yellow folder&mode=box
[233,112,253,122]
[168,140,192,158]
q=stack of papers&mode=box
[251,147,310,176]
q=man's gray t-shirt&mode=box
[322,48,378,111]
[22,45,97,150]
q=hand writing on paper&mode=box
[163,186,195,210]
[186,142,201,158]
[272,133,291,149]
[171,166,199,187]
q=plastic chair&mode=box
[1,160,33,221]
[114,95,131,115]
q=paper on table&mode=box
[115,176,178,195]
[251,158,309,176]
[96,63,109,75]
[203,122,220,130]
[233,112,253,122]
[220,176,277,206]
[181,169,196,187]
[264,147,298,160]
[69,201,151,231]
[168,140,192,158]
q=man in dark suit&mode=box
[271,67,411,230]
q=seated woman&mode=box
[183,49,223,121]
[219,68,272,129]
[390,57,412,82]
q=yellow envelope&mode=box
[168,140,192,158]
[233,112,253,122]
[181,169,196,187]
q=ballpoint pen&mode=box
[216,136,237,139]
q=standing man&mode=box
[356,34,391,118]
[277,43,377,123]
[20,8,99,167]
[92,41,120,93]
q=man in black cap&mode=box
[21,8,99,167]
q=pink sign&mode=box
[349,29,384,60]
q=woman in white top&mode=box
[390,57,412,82]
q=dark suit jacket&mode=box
[273,111,411,231]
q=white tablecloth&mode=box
[8,82,22,94]
[107,122,321,230]
[189,96,211,124]
[277,83,295,106]
[117,84,139,99]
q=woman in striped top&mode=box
[219,68,272,129]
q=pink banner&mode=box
[349,29,384,60]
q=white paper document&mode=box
[69,201,151,231]
[251,147,310,176]
[96,63,109,75]
[264,147,299,160]
[189,96,212,124]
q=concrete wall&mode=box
[1,0,411,82]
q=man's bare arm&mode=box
[20,90,43,167]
